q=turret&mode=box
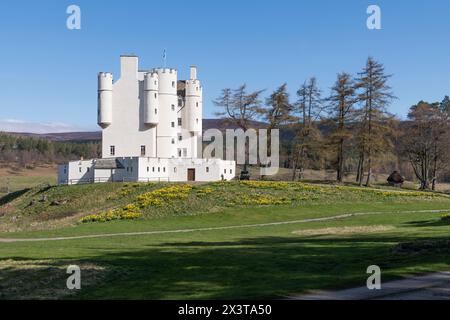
[155,68,178,158]
[97,72,113,128]
[144,72,159,125]
[185,66,202,133]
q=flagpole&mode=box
[163,49,167,68]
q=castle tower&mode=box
[184,66,203,157]
[144,72,159,125]
[155,68,178,158]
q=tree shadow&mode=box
[3,234,449,299]
[404,219,450,227]
[0,189,30,206]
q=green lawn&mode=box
[1,181,450,299]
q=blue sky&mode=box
[0,0,449,132]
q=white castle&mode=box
[58,55,235,184]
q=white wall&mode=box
[101,56,157,158]
[99,56,203,161]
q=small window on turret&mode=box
[154,93,157,99]
[172,81,175,88]
[196,102,199,107]
[155,108,158,114]
[171,104,175,111]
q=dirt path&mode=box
[0,209,448,243]
[293,271,450,300]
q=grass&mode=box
[0,165,56,196]
[1,180,450,299]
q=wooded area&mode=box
[0,133,100,168]
[215,57,450,190]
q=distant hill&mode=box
[4,131,102,142]
[2,119,269,142]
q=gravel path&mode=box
[293,272,450,300]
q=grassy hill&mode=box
[1,180,448,232]
[1,181,450,299]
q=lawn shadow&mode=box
[3,234,450,299]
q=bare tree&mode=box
[402,101,450,190]
[214,84,264,171]
[292,77,323,180]
[355,57,395,186]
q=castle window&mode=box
[183,148,187,157]
[147,167,149,172]
[224,169,226,174]
[196,87,199,91]
[171,138,175,144]
[152,167,155,172]
[230,169,232,174]
[155,108,158,114]
[163,167,166,172]
[110,146,115,156]
[171,122,175,128]
[79,167,82,173]
[158,167,160,172]
[172,81,175,88]
[178,149,182,157]
[178,134,182,141]
[141,145,146,156]
[154,80,157,85]
[174,167,177,173]
[154,93,157,99]
[196,118,199,124]
[196,102,199,107]
[171,104,175,111]
[178,118,182,126]
[206,167,209,173]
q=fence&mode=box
[60,176,171,185]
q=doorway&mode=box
[187,168,195,181]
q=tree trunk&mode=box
[337,138,344,183]
[358,151,365,186]
[365,147,372,187]
[431,144,438,191]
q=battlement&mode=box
[153,68,177,74]
[98,72,113,77]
